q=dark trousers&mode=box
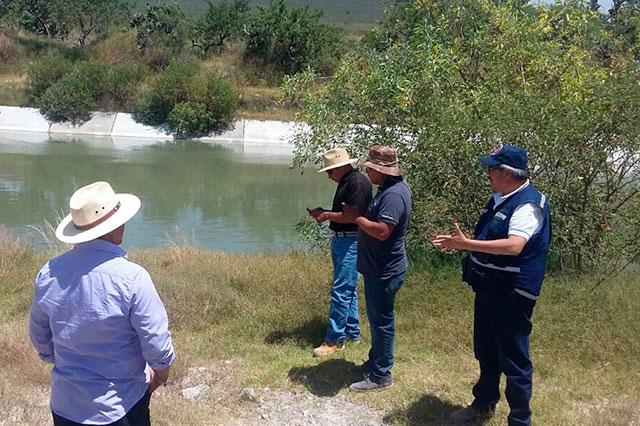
[471,292,536,426]
[363,273,404,383]
[52,392,151,426]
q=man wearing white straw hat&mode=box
[308,148,372,357]
[29,181,175,426]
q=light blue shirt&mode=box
[29,239,175,425]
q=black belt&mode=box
[332,231,359,237]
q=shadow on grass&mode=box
[383,394,469,426]
[288,358,357,397]
[264,316,326,347]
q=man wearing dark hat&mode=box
[341,145,412,392]
[432,145,551,426]
[29,181,175,425]
[309,148,372,357]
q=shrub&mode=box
[191,0,249,55]
[198,74,239,132]
[103,62,148,111]
[26,57,73,103]
[38,74,95,124]
[244,0,345,78]
[167,101,214,135]
[133,61,197,125]
[72,60,108,101]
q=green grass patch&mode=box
[0,241,638,425]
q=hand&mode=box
[432,223,469,252]
[307,207,324,220]
[147,367,170,394]
[316,211,331,223]
[341,202,361,223]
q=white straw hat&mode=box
[318,148,356,173]
[55,181,141,244]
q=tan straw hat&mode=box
[55,181,141,244]
[318,148,357,173]
[357,145,402,176]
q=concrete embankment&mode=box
[0,106,307,153]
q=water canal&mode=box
[0,133,333,252]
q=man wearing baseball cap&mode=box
[432,145,551,425]
[309,148,372,357]
[29,181,175,425]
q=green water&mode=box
[0,134,334,252]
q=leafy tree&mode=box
[244,0,344,77]
[287,0,640,271]
[191,0,249,54]
[130,2,187,53]
[58,0,131,46]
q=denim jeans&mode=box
[325,236,360,344]
[362,272,404,383]
[471,292,536,426]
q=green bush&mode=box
[244,0,345,78]
[167,101,215,135]
[197,74,239,132]
[27,57,73,102]
[191,0,249,55]
[38,74,95,124]
[133,61,197,126]
[73,60,108,101]
[103,62,148,111]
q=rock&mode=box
[181,384,209,400]
[239,387,258,402]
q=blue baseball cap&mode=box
[479,145,528,170]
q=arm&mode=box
[432,223,527,256]
[355,216,395,241]
[29,275,55,364]
[130,270,175,392]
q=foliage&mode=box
[134,61,239,135]
[5,0,129,45]
[133,61,196,126]
[190,0,249,55]
[244,0,345,77]
[130,2,188,56]
[288,0,640,271]
[167,101,215,135]
[103,62,148,111]
[37,73,95,124]
[72,60,108,101]
[26,56,72,102]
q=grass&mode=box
[0,237,638,425]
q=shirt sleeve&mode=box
[129,270,175,370]
[29,273,55,364]
[376,192,405,225]
[509,203,543,241]
[345,178,371,214]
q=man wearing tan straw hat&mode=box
[29,181,175,426]
[308,147,372,357]
[340,145,412,392]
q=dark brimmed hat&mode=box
[479,145,528,170]
[357,145,402,176]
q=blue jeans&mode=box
[363,273,404,383]
[325,236,360,344]
[471,292,536,426]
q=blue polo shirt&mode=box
[357,176,412,280]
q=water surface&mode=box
[0,133,333,252]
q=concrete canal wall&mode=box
[0,106,307,148]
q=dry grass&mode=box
[0,240,638,425]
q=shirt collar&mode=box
[492,179,530,209]
[339,167,356,184]
[74,239,127,257]
[379,175,403,190]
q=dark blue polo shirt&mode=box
[357,176,412,280]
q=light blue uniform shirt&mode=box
[29,239,175,425]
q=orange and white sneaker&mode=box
[312,342,345,358]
